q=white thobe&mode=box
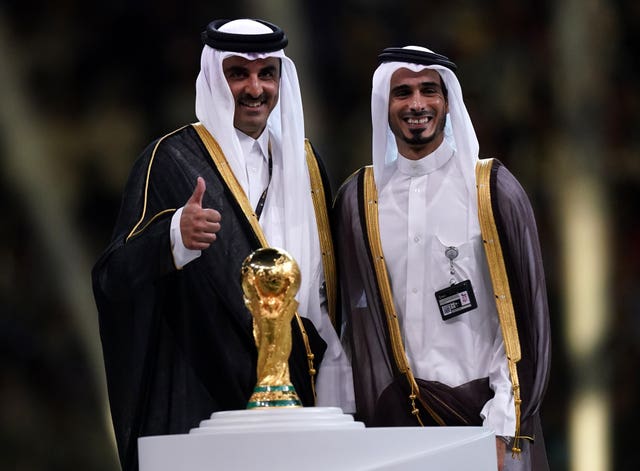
[237,129,271,210]
[378,139,515,436]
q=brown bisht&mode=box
[334,159,550,470]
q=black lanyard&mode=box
[254,142,273,220]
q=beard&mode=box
[400,113,447,147]
[404,130,438,146]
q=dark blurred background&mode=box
[1,1,638,470]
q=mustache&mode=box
[238,93,267,102]
[405,110,435,118]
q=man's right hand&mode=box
[180,177,221,250]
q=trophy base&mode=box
[247,384,302,409]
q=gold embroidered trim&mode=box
[304,140,338,329]
[126,125,189,241]
[363,166,443,426]
[475,158,523,455]
[192,122,267,246]
[192,122,317,403]
[128,209,176,240]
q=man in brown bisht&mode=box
[334,46,550,470]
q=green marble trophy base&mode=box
[247,384,302,409]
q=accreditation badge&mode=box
[435,279,478,321]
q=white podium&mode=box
[138,407,497,470]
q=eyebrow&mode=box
[223,65,247,75]
[260,65,278,74]
[223,64,279,76]
[391,81,442,94]
[389,84,408,95]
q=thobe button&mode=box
[412,288,418,294]
[413,236,421,243]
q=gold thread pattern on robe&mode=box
[476,158,525,455]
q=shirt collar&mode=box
[235,128,270,162]
[396,139,454,176]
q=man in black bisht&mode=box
[92,18,353,471]
[334,46,550,470]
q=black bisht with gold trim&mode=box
[92,125,333,471]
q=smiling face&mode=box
[223,56,281,138]
[388,67,449,160]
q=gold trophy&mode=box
[242,247,303,409]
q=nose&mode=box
[245,74,263,98]
[410,91,426,112]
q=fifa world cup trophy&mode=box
[241,247,302,408]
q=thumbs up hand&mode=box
[180,177,221,250]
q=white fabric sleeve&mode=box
[170,207,202,269]
[313,281,356,413]
[480,321,517,437]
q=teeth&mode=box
[241,101,262,108]
[407,117,430,125]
